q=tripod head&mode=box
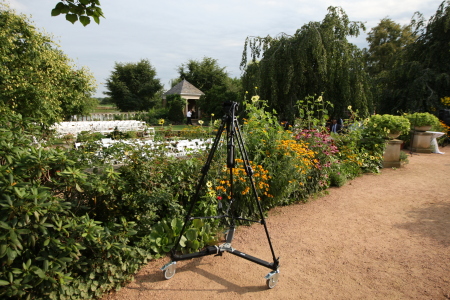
[223,101,239,117]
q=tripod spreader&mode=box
[170,243,279,271]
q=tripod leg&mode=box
[233,117,280,269]
[166,115,227,263]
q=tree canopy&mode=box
[378,0,450,113]
[365,18,416,77]
[241,6,374,120]
[177,57,242,117]
[51,0,104,26]
[0,4,97,127]
[104,59,163,112]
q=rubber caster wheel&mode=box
[162,263,176,280]
[265,272,279,289]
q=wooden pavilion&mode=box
[163,79,204,120]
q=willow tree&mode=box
[380,0,450,113]
[241,6,374,120]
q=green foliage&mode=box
[51,0,104,26]
[166,94,185,123]
[0,112,150,300]
[295,94,333,129]
[405,112,440,127]
[241,6,373,120]
[379,1,450,113]
[364,114,411,137]
[177,57,242,117]
[365,18,416,77]
[105,59,163,112]
[0,5,97,128]
[76,131,105,143]
[139,218,218,258]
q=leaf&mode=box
[6,247,16,264]
[43,260,49,271]
[190,240,200,250]
[75,183,84,192]
[0,244,7,257]
[66,14,78,24]
[51,8,61,16]
[10,230,22,249]
[192,219,203,229]
[79,16,91,26]
[0,280,10,286]
[185,228,198,241]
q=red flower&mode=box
[217,196,222,201]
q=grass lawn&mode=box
[153,125,209,131]
[93,104,120,113]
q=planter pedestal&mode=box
[383,139,403,168]
[410,130,433,153]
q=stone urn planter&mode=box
[414,125,432,132]
[388,131,401,139]
[383,139,403,168]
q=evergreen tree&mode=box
[105,59,163,112]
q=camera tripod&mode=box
[161,101,280,289]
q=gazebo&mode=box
[163,79,204,120]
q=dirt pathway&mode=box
[103,150,450,300]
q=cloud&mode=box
[6,0,446,97]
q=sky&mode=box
[5,0,445,97]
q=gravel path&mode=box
[103,150,450,300]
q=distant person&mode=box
[186,109,193,125]
[329,118,342,133]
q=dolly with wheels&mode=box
[160,101,280,289]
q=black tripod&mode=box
[161,101,280,289]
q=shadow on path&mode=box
[396,202,450,247]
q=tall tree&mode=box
[364,18,416,113]
[0,4,96,127]
[241,6,374,120]
[177,57,229,92]
[365,18,416,77]
[380,0,450,113]
[104,59,163,112]
[177,57,242,117]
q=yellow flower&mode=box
[348,105,352,110]
[206,181,212,187]
[211,113,214,117]
[317,96,323,102]
[198,120,204,125]
[158,118,165,125]
[251,95,260,103]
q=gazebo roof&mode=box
[163,79,204,97]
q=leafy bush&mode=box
[405,112,440,127]
[166,94,185,124]
[0,112,151,300]
[364,114,410,137]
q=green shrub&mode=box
[405,112,440,127]
[0,112,150,300]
